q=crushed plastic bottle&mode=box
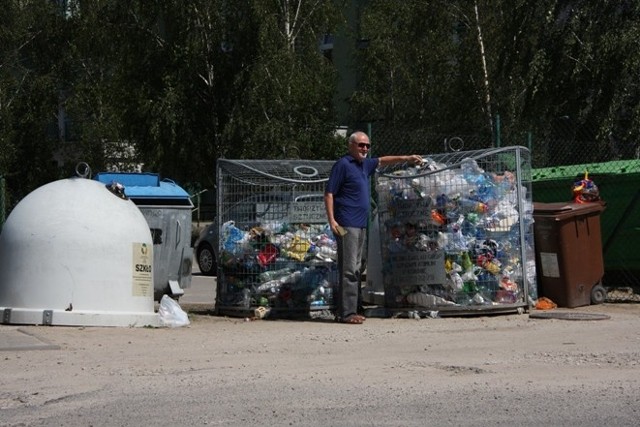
[259,267,292,283]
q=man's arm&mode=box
[378,154,423,168]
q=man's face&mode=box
[349,133,371,162]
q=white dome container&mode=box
[0,177,160,327]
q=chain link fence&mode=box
[367,119,640,290]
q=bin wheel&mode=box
[591,284,607,305]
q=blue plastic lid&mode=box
[94,172,192,206]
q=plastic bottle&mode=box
[242,288,251,307]
[255,279,282,294]
[460,158,484,185]
[259,268,292,283]
[458,197,488,214]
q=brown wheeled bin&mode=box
[533,202,607,308]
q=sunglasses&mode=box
[357,142,371,149]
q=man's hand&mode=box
[407,154,423,166]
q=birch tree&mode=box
[222,0,345,160]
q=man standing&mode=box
[325,131,423,324]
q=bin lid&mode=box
[95,172,193,207]
[533,201,605,219]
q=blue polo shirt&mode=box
[326,155,379,228]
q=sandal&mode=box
[354,314,366,322]
[340,314,363,324]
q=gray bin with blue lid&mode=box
[95,172,193,301]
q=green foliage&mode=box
[352,0,522,137]
[2,0,640,213]
[351,0,640,164]
[0,0,68,205]
[222,0,344,160]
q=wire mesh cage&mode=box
[375,146,536,315]
[215,159,336,317]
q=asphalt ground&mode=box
[1,265,640,427]
[0,264,217,352]
[1,264,639,351]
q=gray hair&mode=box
[348,131,367,144]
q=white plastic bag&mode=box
[158,295,190,328]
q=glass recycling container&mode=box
[215,159,337,317]
[374,146,536,315]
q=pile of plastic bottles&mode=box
[218,220,337,310]
[377,157,537,308]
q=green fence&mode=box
[531,160,640,288]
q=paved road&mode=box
[1,265,639,427]
[180,263,216,307]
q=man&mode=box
[325,131,423,324]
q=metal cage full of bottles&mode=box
[215,159,337,317]
[374,146,537,315]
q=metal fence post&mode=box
[0,175,5,232]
